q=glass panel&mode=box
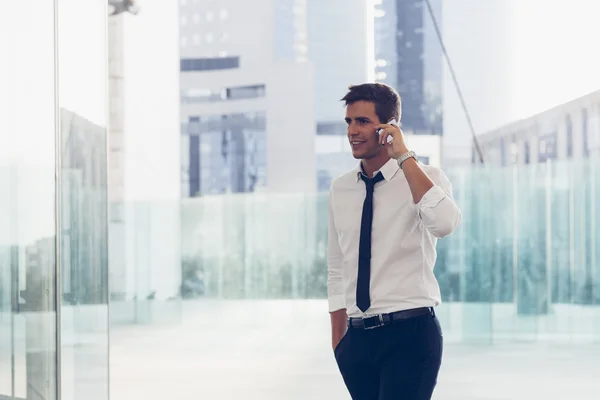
[488,165,517,342]
[515,161,549,340]
[434,168,467,341]
[181,194,318,299]
[570,159,595,341]
[0,1,59,399]
[460,166,494,343]
[593,160,600,339]
[56,1,109,399]
[118,201,181,325]
[549,159,572,340]
[0,170,20,399]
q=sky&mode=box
[510,0,600,119]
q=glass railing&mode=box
[172,158,599,343]
[15,158,592,344]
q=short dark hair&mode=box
[341,83,401,124]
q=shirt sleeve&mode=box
[417,167,462,238]
[327,187,346,312]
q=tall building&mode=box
[307,0,374,190]
[179,0,316,196]
[375,0,443,137]
[476,90,600,167]
[372,0,443,171]
[307,0,374,134]
[374,0,518,168]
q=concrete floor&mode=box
[108,300,600,400]
[3,300,599,399]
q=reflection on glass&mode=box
[57,0,109,399]
[58,110,109,400]
[0,1,59,399]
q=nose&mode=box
[347,122,359,136]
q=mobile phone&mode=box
[377,119,398,143]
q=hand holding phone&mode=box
[377,119,398,143]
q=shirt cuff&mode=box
[417,185,446,209]
[328,295,346,313]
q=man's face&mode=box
[345,101,384,160]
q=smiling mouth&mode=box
[350,140,366,146]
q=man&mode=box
[328,83,461,399]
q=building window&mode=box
[566,114,573,158]
[500,137,506,166]
[509,136,518,164]
[181,84,266,103]
[538,133,557,162]
[226,84,265,100]
[583,108,589,157]
[180,56,240,72]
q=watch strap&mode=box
[397,151,417,169]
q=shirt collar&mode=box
[355,158,401,182]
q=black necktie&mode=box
[357,172,384,313]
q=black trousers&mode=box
[334,312,443,400]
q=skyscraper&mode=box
[307,0,374,190]
[374,0,443,137]
[179,0,316,196]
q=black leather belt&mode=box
[348,307,434,330]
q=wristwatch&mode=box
[397,150,417,169]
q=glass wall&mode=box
[0,2,60,398]
[0,1,109,400]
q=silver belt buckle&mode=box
[363,314,384,330]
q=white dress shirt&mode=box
[327,158,462,317]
